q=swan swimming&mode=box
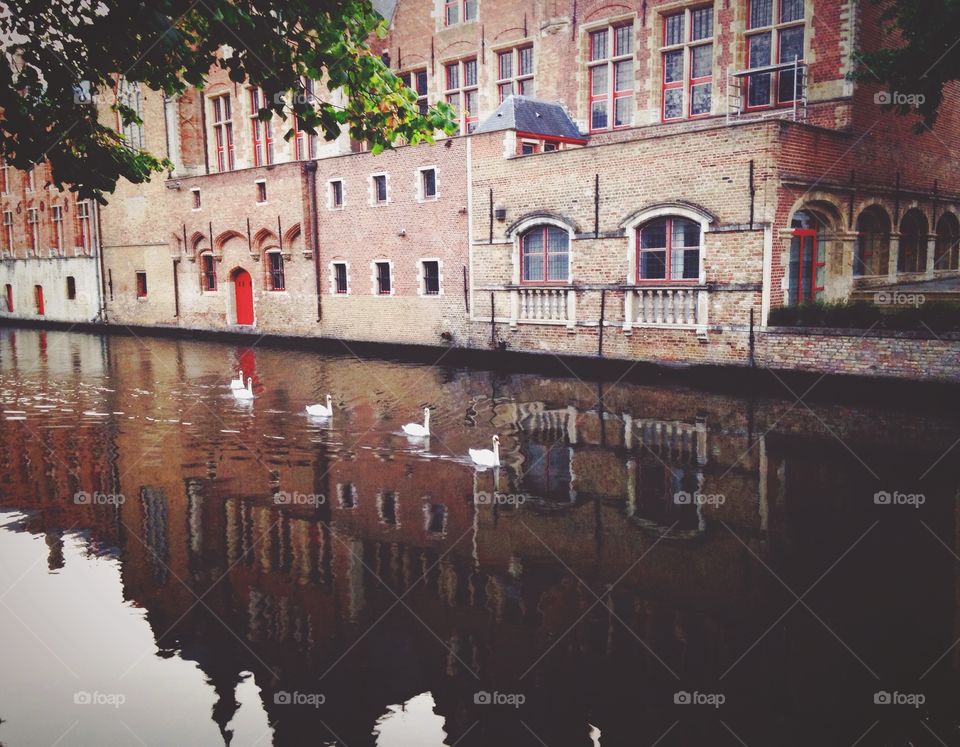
[401,407,430,437]
[232,378,254,401]
[469,435,500,468]
[305,395,334,418]
[229,369,245,390]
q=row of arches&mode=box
[855,206,959,276]
[174,223,303,259]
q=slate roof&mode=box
[372,0,398,22]
[473,96,586,141]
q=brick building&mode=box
[3,0,959,378]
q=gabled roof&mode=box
[473,95,587,142]
[371,0,398,22]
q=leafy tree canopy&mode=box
[854,0,960,131]
[0,0,456,201]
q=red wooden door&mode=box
[34,285,44,315]
[234,270,254,325]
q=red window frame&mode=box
[3,211,13,252]
[249,88,274,167]
[636,217,702,284]
[588,23,634,132]
[211,94,235,172]
[519,226,570,285]
[661,6,714,122]
[400,69,429,115]
[0,161,7,194]
[790,227,824,303]
[136,271,148,298]
[745,0,805,111]
[200,253,217,291]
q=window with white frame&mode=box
[266,250,284,291]
[746,0,805,108]
[445,58,479,134]
[77,198,93,254]
[444,0,477,26]
[636,217,702,282]
[3,211,13,253]
[372,174,388,204]
[210,94,235,172]
[588,22,634,131]
[661,6,714,120]
[0,161,9,194]
[520,225,569,284]
[329,179,344,208]
[26,207,38,253]
[337,482,357,508]
[375,261,392,295]
[421,260,440,295]
[496,45,534,103]
[332,261,349,294]
[116,76,144,150]
[51,205,63,253]
[377,491,398,525]
[400,70,429,115]
[25,167,35,191]
[419,167,437,200]
[200,252,217,291]
[294,79,319,160]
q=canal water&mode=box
[0,327,958,746]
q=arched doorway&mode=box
[232,268,254,325]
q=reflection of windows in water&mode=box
[186,479,204,556]
[424,503,448,535]
[378,491,398,526]
[337,482,357,509]
[140,487,169,583]
[633,461,702,530]
[520,441,572,501]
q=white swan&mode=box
[230,369,245,390]
[402,407,430,437]
[469,435,500,468]
[305,395,334,418]
[233,378,254,401]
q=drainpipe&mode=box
[305,161,322,321]
[93,200,107,324]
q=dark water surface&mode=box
[1,328,959,746]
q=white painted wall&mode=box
[0,257,102,323]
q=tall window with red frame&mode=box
[520,226,569,284]
[444,59,479,134]
[444,0,477,26]
[637,217,701,282]
[400,70,429,114]
[249,88,274,166]
[661,6,714,121]
[211,94,235,172]
[746,0,805,109]
[588,23,634,131]
[496,46,534,103]
[294,79,318,160]
[2,211,13,254]
[787,210,825,304]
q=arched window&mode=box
[853,206,890,277]
[636,217,701,282]
[520,225,569,284]
[898,209,928,274]
[265,250,285,291]
[934,213,960,271]
[116,77,144,151]
[199,251,217,291]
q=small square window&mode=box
[333,262,348,294]
[191,189,201,209]
[376,261,391,295]
[330,180,343,208]
[256,181,267,203]
[421,168,436,198]
[136,271,148,298]
[422,260,440,295]
[373,174,387,204]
